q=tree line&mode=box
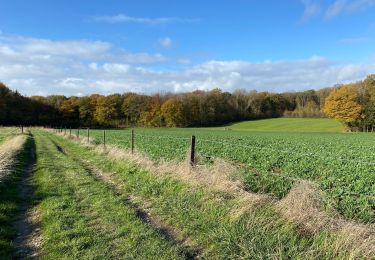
[0,74,374,131]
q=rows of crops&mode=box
[77,128,375,223]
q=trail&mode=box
[47,135,200,259]
[12,136,40,259]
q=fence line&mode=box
[130,132,375,167]
[53,128,375,200]
[58,128,375,167]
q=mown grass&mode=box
[31,130,187,259]
[39,130,354,259]
[0,134,32,258]
[222,118,345,132]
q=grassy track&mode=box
[0,134,31,258]
[221,118,344,132]
[31,130,187,259]
[38,130,355,259]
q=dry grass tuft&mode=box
[277,181,375,258]
[334,222,375,259]
[229,191,275,221]
[276,180,331,233]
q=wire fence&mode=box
[56,127,375,168]
[54,127,375,201]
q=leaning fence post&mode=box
[103,130,106,148]
[87,128,90,142]
[131,129,135,154]
[190,135,196,166]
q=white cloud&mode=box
[94,14,200,25]
[1,34,375,96]
[326,0,375,18]
[301,0,321,22]
[159,37,172,48]
[0,35,169,65]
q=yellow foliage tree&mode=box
[161,98,186,127]
[323,86,363,125]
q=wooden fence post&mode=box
[87,128,90,142]
[131,129,134,154]
[103,130,106,148]
[77,128,80,139]
[190,135,196,166]
[21,126,23,134]
[69,128,72,137]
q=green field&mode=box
[85,126,374,223]
[220,118,345,132]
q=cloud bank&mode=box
[1,35,374,96]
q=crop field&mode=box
[84,127,375,224]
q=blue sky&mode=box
[1,0,375,96]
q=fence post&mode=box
[87,128,90,142]
[103,130,106,148]
[131,129,134,154]
[190,135,196,166]
[69,127,72,137]
[21,126,23,134]
[77,128,80,139]
[65,128,67,135]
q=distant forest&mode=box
[1,74,375,131]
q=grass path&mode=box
[12,137,40,258]
[41,130,357,259]
[30,130,188,259]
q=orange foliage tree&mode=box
[323,86,363,126]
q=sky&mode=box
[1,0,375,96]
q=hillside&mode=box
[223,118,345,133]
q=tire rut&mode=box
[12,135,41,259]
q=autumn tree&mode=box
[60,97,80,126]
[323,86,363,127]
[122,93,151,126]
[94,95,118,126]
[161,98,186,127]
